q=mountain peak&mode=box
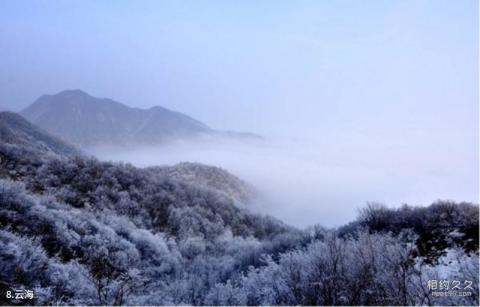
[56,89,91,98]
[20,90,213,148]
[35,89,93,106]
[20,90,259,148]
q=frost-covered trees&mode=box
[0,174,478,305]
[151,162,252,205]
[0,128,478,306]
[204,231,478,306]
[340,201,479,261]
[0,177,297,305]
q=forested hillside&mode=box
[0,112,478,305]
[0,111,80,158]
[151,162,253,205]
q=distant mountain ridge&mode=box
[20,90,209,148]
[20,89,260,148]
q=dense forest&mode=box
[0,111,478,305]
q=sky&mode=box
[0,0,478,225]
[0,0,477,133]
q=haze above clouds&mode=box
[1,0,478,226]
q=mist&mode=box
[1,0,477,227]
[91,133,477,228]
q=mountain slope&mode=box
[0,115,299,305]
[20,90,261,148]
[0,111,81,158]
[20,90,213,148]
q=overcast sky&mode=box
[0,0,478,208]
[0,0,477,132]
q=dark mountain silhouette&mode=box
[20,90,261,148]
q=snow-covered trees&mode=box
[0,137,478,305]
[203,231,478,306]
[342,201,479,261]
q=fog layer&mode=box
[92,135,477,228]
